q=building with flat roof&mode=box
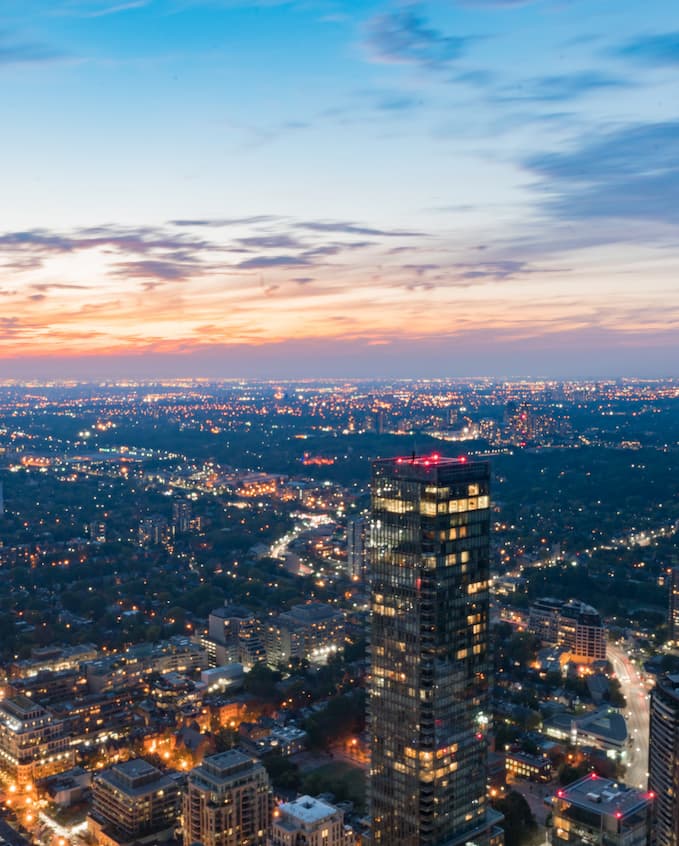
[529,598,606,663]
[269,795,354,846]
[0,695,74,785]
[88,759,181,846]
[648,674,679,846]
[551,775,652,846]
[183,750,272,846]
[369,455,503,846]
[265,602,345,668]
[205,605,266,669]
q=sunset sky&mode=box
[2,0,678,378]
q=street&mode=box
[608,642,650,790]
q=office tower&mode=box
[669,568,679,645]
[0,695,75,785]
[183,751,272,846]
[88,759,181,846]
[551,775,652,846]
[268,795,354,846]
[347,516,368,581]
[649,674,679,846]
[0,480,4,517]
[369,455,503,846]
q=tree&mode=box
[493,791,540,846]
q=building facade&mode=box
[88,759,181,846]
[183,750,272,846]
[0,695,75,785]
[649,674,679,846]
[369,455,503,846]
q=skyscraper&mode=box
[648,674,679,846]
[369,455,503,846]
[668,567,679,645]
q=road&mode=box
[608,643,650,789]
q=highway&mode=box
[608,643,650,789]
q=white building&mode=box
[269,796,354,846]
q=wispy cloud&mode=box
[499,70,626,102]
[616,32,679,67]
[526,121,679,225]
[0,32,65,66]
[365,7,470,69]
[296,221,421,237]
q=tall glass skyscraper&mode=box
[649,674,679,846]
[369,455,503,846]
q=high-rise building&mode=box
[648,674,679,846]
[265,602,345,668]
[205,604,266,669]
[87,758,182,846]
[347,516,368,581]
[268,795,354,846]
[668,568,679,645]
[528,598,606,662]
[369,455,503,846]
[551,775,652,846]
[172,500,192,534]
[183,751,272,846]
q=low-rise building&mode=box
[88,759,182,846]
[269,795,355,846]
[0,695,75,785]
[551,775,652,846]
[505,750,552,782]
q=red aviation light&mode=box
[614,811,623,820]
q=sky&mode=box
[1,0,678,379]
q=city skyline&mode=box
[2,0,679,378]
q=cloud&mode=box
[365,7,470,69]
[616,32,679,67]
[526,121,679,225]
[238,235,305,249]
[114,259,202,283]
[0,225,214,270]
[236,255,311,269]
[169,216,279,227]
[0,33,65,67]
[500,70,626,102]
[297,220,421,237]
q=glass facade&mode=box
[369,456,501,846]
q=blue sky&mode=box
[1,0,678,378]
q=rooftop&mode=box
[555,775,652,819]
[278,795,338,825]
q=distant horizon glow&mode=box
[2,0,678,378]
